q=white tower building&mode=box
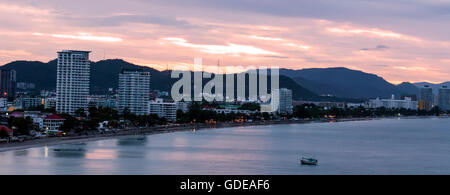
[56,50,91,114]
[118,69,151,115]
[438,86,450,111]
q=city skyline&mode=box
[0,0,450,84]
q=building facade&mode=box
[43,114,66,131]
[274,88,293,114]
[0,98,7,109]
[368,96,418,110]
[438,86,450,111]
[176,101,190,113]
[56,50,91,114]
[44,97,57,109]
[16,82,36,90]
[419,86,433,111]
[14,97,43,109]
[148,99,177,121]
[0,69,17,97]
[118,69,151,115]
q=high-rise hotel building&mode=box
[56,50,91,114]
[272,88,293,114]
[0,69,16,97]
[419,85,433,111]
[118,69,151,115]
[438,86,450,111]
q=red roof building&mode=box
[43,115,66,131]
[44,114,65,120]
[0,125,13,137]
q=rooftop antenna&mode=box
[217,59,221,74]
[202,59,205,72]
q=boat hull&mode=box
[301,159,318,166]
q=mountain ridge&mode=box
[281,67,428,99]
[0,59,333,101]
[2,59,447,100]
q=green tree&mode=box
[59,113,78,132]
[75,108,87,117]
[43,108,57,114]
[0,130,9,138]
[239,103,261,111]
[176,109,185,124]
[84,119,100,130]
[8,117,33,135]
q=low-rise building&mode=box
[44,97,57,109]
[148,99,177,121]
[176,101,190,113]
[14,97,43,109]
[293,101,347,109]
[0,98,7,109]
[347,103,366,108]
[98,98,118,109]
[43,114,66,131]
[24,111,48,130]
[210,108,257,115]
[368,95,418,110]
[17,82,36,90]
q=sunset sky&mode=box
[0,0,449,84]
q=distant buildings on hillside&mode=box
[438,86,450,111]
[0,69,16,97]
[1,49,448,132]
[419,85,433,111]
[16,82,35,90]
[368,95,418,110]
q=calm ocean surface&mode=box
[1,118,449,175]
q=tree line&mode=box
[1,103,447,136]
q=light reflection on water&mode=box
[0,118,450,175]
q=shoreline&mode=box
[0,116,444,153]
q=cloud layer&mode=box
[0,0,449,83]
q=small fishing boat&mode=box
[300,157,318,166]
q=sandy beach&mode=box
[0,116,436,153]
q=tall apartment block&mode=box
[56,50,91,114]
[438,86,450,111]
[0,69,16,97]
[419,85,433,111]
[273,88,293,114]
[118,69,151,115]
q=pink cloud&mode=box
[0,1,448,84]
[33,32,123,42]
